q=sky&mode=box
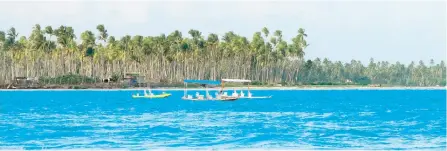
[0,0,445,65]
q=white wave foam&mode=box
[385,120,419,127]
[334,133,446,150]
[2,111,444,150]
[294,112,334,119]
[359,112,375,116]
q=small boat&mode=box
[132,84,171,99]
[132,92,171,99]
[182,79,239,101]
[221,79,272,99]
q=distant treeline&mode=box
[0,25,445,86]
[293,58,445,86]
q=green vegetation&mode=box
[39,74,99,85]
[300,59,446,86]
[0,25,445,87]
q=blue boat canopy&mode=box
[183,79,221,85]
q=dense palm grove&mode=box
[0,24,445,86]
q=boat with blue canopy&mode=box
[182,79,238,101]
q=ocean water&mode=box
[0,89,445,150]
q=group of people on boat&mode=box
[134,89,167,97]
[230,89,253,98]
[187,89,253,100]
[134,89,153,97]
[133,79,269,100]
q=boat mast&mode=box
[221,81,225,95]
[184,82,187,98]
[247,82,251,95]
[205,84,209,100]
[148,82,152,94]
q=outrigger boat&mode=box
[132,84,171,99]
[221,79,272,99]
[182,79,238,101]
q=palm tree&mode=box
[81,30,96,77]
[26,24,46,77]
[262,27,269,39]
[96,24,108,43]
[0,31,5,50]
[119,35,131,76]
[5,27,19,80]
[5,24,447,87]
[6,27,18,48]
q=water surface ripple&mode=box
[0,90,445,150]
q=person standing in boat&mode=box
[232,88,239,97]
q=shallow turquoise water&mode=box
[0,90,445,150]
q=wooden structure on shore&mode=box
[123,72,147,87]
[6,77,40,89]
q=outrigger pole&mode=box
[220,81,225,95]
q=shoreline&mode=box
[0,86,445,91]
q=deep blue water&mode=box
[0,89,445,150]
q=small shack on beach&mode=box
[123,72,147,87]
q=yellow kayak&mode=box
[132,93,171,99]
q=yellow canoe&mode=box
[132,93,171,99]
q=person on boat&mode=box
[195,92,200,99]
[215,92,220,99]
[232,89,238,97]
[206,92,213,100]
[144,89,154,96]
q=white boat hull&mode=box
[182,97,238,101]
[239,96,272,99]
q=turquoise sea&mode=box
[0,89,446,150]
